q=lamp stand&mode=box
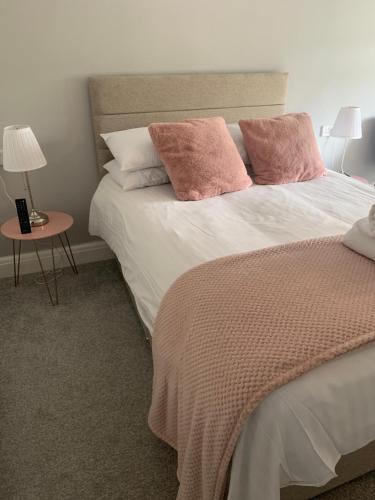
[23,172,49,226]
[339,138,350,176]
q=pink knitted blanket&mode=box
[148,237,375,500]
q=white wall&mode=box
[1,0,375,258]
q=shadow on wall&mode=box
[345,118,375,180]
[321,117,375,180]
[357,118,375,173]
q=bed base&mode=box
[281,439,375,499]
[115,258,151,342]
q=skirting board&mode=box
[0,239,113,279]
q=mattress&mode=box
[89,171,375,499]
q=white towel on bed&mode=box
[343,204,375,260]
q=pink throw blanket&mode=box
[148,237,375,500]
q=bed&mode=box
[88,73,375,499]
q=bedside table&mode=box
[0,211,78,305]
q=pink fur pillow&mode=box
[148,117,252,201]
[239,113,326,185]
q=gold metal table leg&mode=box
[12,240,22,287]
[33,240,56,306]
[51,237,59,305]
[57,231,78,274]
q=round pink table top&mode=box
[0,211,74,241]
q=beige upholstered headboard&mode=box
[88,72,288,176]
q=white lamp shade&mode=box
[330,107,362,139]
[3,125,47,172]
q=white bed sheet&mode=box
[89,171,375,499]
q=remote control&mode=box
[15,198,32,234]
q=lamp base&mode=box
[29,209,49,227]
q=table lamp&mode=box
[3,125,49,226]
[330,107,362,175]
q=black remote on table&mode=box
[15,198,32,234]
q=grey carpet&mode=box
[0,259,374,500]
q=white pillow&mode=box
[101,123,249,173]
[227,123,249,164]
[103,159,169,191]
[101,127,162,172]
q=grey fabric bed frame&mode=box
[88,72,288,176]
[88,72,375,499]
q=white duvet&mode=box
[89,171,375,499]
